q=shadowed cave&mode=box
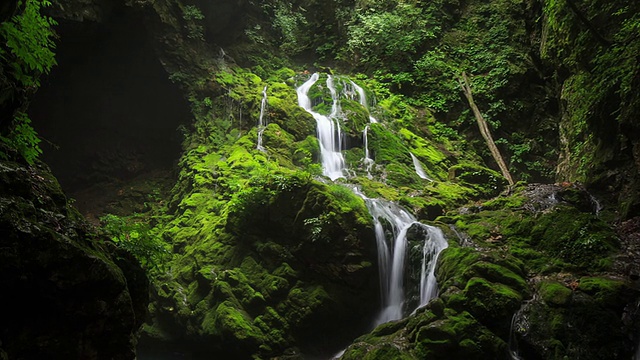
[29,11,190,218]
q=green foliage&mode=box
[270,1,308,54]
[531,206,618,270]
[0,112,41,164]
[100,214,169,273]
[0,0,57,164]
[0,0,57,87]
[345,2,439,73]
[182,5,205,41]
[543,0,640,185]
[303,216,328,242]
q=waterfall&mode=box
[418,226,448,306]
[410,152,432,181]
[295,73,447,329]
[350,80,378,123]
[350,80,377,175]
[354,189,447,325]
[327,76,347,152]
[588,192,603,217]
[508,302,530,360]
[296,73,346,180]
[256,86,268,152]
[363,125,374,177]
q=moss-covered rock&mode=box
[0,157,147,359]
[143,125,379,358]
[539,281,572,306]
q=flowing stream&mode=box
[363,125,374,177]
[350,80,378,123]
[297,73,346,180]
[354,189,448,324]
[410,152,432,181]
[295,73,448,329]
[256,86,268,152]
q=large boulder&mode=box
[0,152,148,359]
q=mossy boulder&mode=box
[539,281,572,306]
[144,140,378,358]
[0,158,147,359]
[514,277,639,359]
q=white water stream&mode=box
[350,80,378,123]
[354,189,448,325]
[410,152,432,181]
[363,125,374,177]
[297,73,346,180]
[256,86,268,152]
[296,74,448,358]
[418,226,448,306]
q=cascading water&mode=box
[296,74,448,355]
[418,226,448,306]
[256,85,268,152]
[363,125,374,177]
[588,192,603,217]
[347,80,378,176]
[410,152,432,181]
[350,81,378,123]
[354,189,448,325]
[297,73,346,180]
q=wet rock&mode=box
[0,158,147,359]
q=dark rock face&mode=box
[0,154,148,359]
[29,10,190,194]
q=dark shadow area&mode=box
[29,10,190,217]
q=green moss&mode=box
[385,163,421,188]
[265,79,315,141]
[365,344,414,360]
[425,182,478,209]
[261,123,297,167]
[340,344,376,360]
[413,311,507,359]
[465,261,528,296]
[398,127,448,180]
[339,98,370,138]
[368,123,411,165]
[436,246,481,290]
[578,277,628,307]
[463,277,522,322]
[203,300,264,343]
[531,206,618,270]
[293,135,319,168]
[283,284,330,326]
[539,281,572,306]
[253,306,290,349]
[448,162,506,198]
[355,177,401,201]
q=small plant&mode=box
[0,0,57,164]
[303,216,328,242]
[0,0,58,87]
[0,112,42,164]
[182,5,205,41]
[100,214,169,274]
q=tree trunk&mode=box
[459,72,515,186]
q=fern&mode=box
[0,112,42,164]
[0,0,57,87]
[0,0,57,164]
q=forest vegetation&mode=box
[1,0,639,359]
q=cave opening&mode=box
[29,10,191,220]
